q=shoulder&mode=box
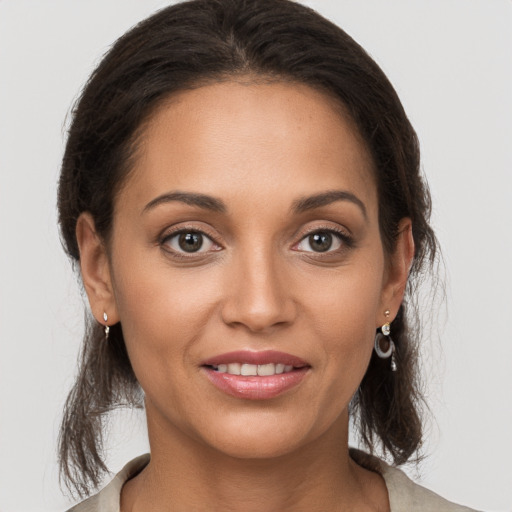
[65,454,150,512]
[68,451,481,512]
[382,463,480,512]
[350,449,481,512]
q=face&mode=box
[81,80,409,460]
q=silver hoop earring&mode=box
[374,320,397,371]
[103,312,110,341]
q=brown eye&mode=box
[296,230,343,253]
[178,232,203,252]
[308,233,332,252]
[163,230,218,255]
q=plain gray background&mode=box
[0,1,511,510]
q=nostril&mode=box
[220,297,297,332]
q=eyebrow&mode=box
[291,190,367,219]
[142,189,367,218]
[142,191,227,214]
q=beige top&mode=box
[67,452,480,511]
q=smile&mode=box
[202,351,310,400]
[210,363,294,376]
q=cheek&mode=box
[305,258,384,339]
[302,257,384,385]
[110,248,221,385]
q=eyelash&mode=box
[294,226,354,254]
[159,227,222,259]
[158,225,354,259]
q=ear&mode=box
[76,212,119,326]
[378,218,415,325]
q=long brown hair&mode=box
[58,0,437,498]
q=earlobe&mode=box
[76,213,119,325]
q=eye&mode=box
[295,230,344,253]
[162,230,218,254]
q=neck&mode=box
[121,408,388,512]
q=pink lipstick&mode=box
[202,350,310,400]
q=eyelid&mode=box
[156,222,354,258]
[292,225,354,253]
[158,224,223,256]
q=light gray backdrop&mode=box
[0,1,511,510]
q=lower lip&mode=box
[203,367,309,400]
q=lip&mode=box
[201,350,310,400]
[202,350,309,367]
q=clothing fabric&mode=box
[67,451,479,511]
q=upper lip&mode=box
[202,350,310,368]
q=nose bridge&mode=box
[221,237,295,332]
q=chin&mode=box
[206,431,306,460]
[193,409,333,461]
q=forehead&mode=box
[123,80,377,215]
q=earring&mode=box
[374,310,397,371]
[103,312,110,341]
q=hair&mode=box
[58,0,437,498]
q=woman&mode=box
[57,0,478,510]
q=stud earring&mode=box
[103,312,110,341]
[374,310,397,371]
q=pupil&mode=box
[310,232,332,252]
[178,233,203,252]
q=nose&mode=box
[220,245,297,333]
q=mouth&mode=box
[201,351,310,400]
[208,362,297,376]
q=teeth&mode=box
[241,364,258,376]
[227,363,241,375]
[213,363,296,376]
[257,363,275,376]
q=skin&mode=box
[77,80,414,511]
